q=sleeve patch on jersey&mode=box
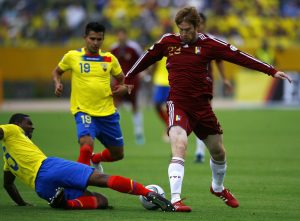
[82,55,112,62]
[230,45,238,51]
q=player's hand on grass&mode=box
[274,71,292,83]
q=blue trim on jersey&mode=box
[153,86,170,104]
[35,157,94,201]
[75,112,124,147]
[82,55,102,61]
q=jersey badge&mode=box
[101,63,108,72]
[195,47,201,54]
[175,115,181,122]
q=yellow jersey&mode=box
[1,124,47,190]
[153,57,169,86]
[58,48,123,116]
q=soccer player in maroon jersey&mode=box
[125,7,292,212]
[111,27,145,145]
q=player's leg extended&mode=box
[204,134,239,208]
[88,171,175,211]
[168,126,191,212]
[204,134,226,191]
[75,112,95,165]
[90,112,124,171]
[166,101,192,212]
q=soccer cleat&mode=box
[49,187,66,208]
[172,199,192,212]
[210,186,239,208]
[146,192,175,212]
[91,154,104,173]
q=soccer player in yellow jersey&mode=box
[152,57,170,142]
[0,113,174,211]
[52,22,129,172]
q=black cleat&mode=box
[49,187,66,208]
[146,192,175,212]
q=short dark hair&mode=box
[9,113,29,124]
[85,22,105,35]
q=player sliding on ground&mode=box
[0,113,174,211]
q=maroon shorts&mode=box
[166,99,223,140]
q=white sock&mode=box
[168,157,184,203]
[210,158,226,192]
[195,138,206,156]
[133,111,143,136]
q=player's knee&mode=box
[169,127,187,145]
[79,135,94,147]
[113,152,124,161]
[93,192,109,209]
[97,196,109,209]
[210,148,226,161]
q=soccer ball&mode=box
[139,184,166,210]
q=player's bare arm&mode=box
[52,66,65,97]
[215,60,233,94]
[3,171,32,206]
[274,71,292,83]
[112,72,133,95]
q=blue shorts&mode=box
[153,86,170,104]
[35,157,94,201]
[75,112,124,147]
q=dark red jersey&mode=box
[125,33,277,108]
[111,40,143,73]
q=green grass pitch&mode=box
[0,107,299,221]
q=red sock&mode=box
[66,196,98,209]
[77,144,93,165]
[91,149,114,163]
[157,107,168,126]
[107,175,151,196]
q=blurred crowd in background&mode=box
[0,0,299,105]
[1,0,300,50]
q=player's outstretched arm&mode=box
[3,171,32,206]
[274,71,292,83]
[112,72,134,95]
